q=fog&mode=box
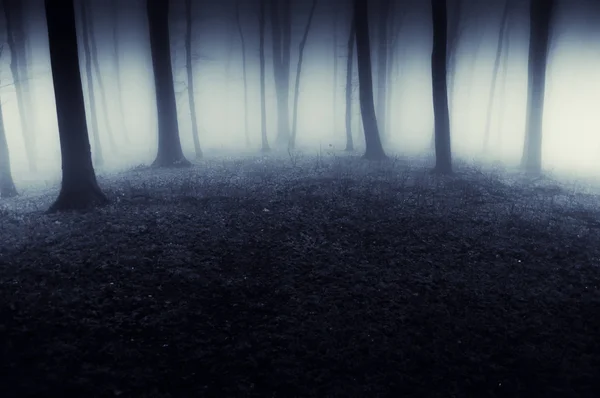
[3,0,600,182]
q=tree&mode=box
[185,0,203,159]
[332,5,339,133]
[0,44,17,198]
[79,0,104,167]
[147,0,190,167]
[258,0,270,152]
[269,0,292,147]
[45,0,108,213]
[521,0,555,174]
[354,0,386,160]
[108,0,129,144]
[483,0,510,153]
[289,0,318,149]
[375,0,392,141]
[344,12,356,152]
[431,0,452,174]
[235,0,251,148]
[2,0,36,172]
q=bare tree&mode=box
[235,0,251,147]
[483,0,510,153]
[376,0,392,141]
[185,0,203,158]
[0,45,17,198]
[344,11,356,152]
[147,0,190,167]
[79,0,103,167]
[258,0,270,152]
[289,0,318,149]
[45,0,108,212]
[354,0,386,160]
[521,0,555,174]
[431,0,452,174]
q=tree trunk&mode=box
[79,0,103,167]
[109,0,129,144]
[45,0,108,213]
[147,0,190,167]
[496,16,511,151]
[431,0,452,174]
[354,0,386,160]
[345,13,356,152]
[258,0,270,152]
[290,0,318,149]
[235,0,250,147]
[332,8,338,133]
[85,0,117,153]
[185,0,203,159]
[0,94,17,198]
[483,0,510,153]
[269,0,291,147]
[521,0,554,175]
[3,0,36,172]
[376,0,392,141]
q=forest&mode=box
[0,0,599,396]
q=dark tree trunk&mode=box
[269,0,291,147]
[431,0,452,174]
[289,0,318,149]
[483,0,510,153]
[354,0,386,160]
[235,0,250,147]
[521,0,554,175]
[259,0,270,152]
[109,0,129,143]
[79,0,103,167]
[345,13,356,152]
[84,0,117,153]
[147,0,190,167]
[45,0,108,213]
[376,0,392,141]
[0,98,17,198]
[185,0,203,159]
[3,0,36,172]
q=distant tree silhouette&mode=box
[108,0,130,144]
[521,0,555,175]
[353,0,386,160]
[376,0,392,141]
[431,0,452,174]
[269,0,291,147]
[45,0,108,212]
[234,0,251,147]
[258,0,270,152]
[185,0,203,159]
[147,0,190,167]
[0,44,17,198]
[344,12,356,152]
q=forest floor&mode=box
[1,152,600,398]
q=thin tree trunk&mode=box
[290,0,318,149]
[345,13,356,152]
[85,0,117,153]
[235,0,250,147]
[376,0,392,141]
[109,0,129,144]
[332,7,338,133]
[431,0,452,174]
[0,92,17,198]
[354,0,386,160]
[269,0,291,147]
[147,0,190,167]
[259,0,270,152]
[483,0,510,153]
[45,0,108,213]
[3,0,36,172]
[496,16,511,151]
[79,0,103,167]
[185,0,202,158]
[521,0,554,174]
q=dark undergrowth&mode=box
[1,153,600,397]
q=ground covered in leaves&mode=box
[1,153,600,397]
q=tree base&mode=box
[47,183,109,213]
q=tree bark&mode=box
[345,12,356,152]
[521,0,554,175]
[185,0,203,159]
[354,0,386,160]
[45,0,108,213]
[290,0,318,149]
[235,0,250,147]
[258,0,270,152]
[147,0,190,167]
[431,0,452,174]
[483,0,510,153]
[79,0,103,167]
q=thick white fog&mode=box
[2,0,600,182]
